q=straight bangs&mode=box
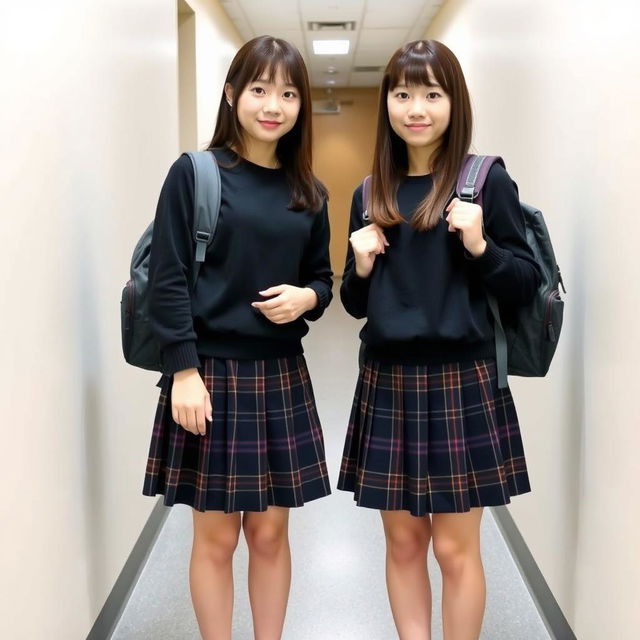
[208,36,327,212]
[370,40,472,230]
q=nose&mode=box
[408,98,427,119]
[263,94,282,116]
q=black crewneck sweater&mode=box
[148,147,333,375]
[340,163,541,365]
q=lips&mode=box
[259,120,281,129]
[405,123,430,131]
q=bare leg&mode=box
[242,507,291,640]
[432,507,485,640]
[380,510,433,640]
[190,509,242,640]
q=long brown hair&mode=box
[207,36,326,212]
[369,40,472,230]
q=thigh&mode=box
[381,510,432,541]
[192,509,242,544]
[431,507,483,548]
[242,506,290,533]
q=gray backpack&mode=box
[456,154,565,388]
[120,151,221,372]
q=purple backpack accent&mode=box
[456,155,504,205]
[362,174,372,221]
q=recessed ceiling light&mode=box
[313,40,350,55]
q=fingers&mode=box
[445,197,460,213]
[259,285,286,297]
[195,404,206,436]
[205,394,213,423]
[350,224,388,257]
[171,393,213,436]
[252,295,283,311]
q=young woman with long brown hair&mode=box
[143,36,332,640]
[338,40,541,639]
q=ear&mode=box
[224,83,234,106]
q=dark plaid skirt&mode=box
[143,355,331,512]
[337,358,531,515]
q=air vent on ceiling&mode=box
[353,66,384,73]
[308,21,356,31]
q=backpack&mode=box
[457,154,565,388]
[358,156,566,388]
[120,151,221,372]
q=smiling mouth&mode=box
[259,120,281,127]
[406,123,430,129]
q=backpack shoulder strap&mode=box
[456,154,504,208]
[184,150,221,289]
[457,153,508,388]
[361,174,372,222]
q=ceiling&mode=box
[218,0,445,88]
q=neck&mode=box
[238,136,279,169]
[406,143,438,176]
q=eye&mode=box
[251,86,266,95]
[283,90,298,99]
[427,91,441,100]
[395,91,410,100]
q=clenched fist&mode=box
[349,223,389,278]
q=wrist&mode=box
[467,239,487,258]
[304,287,318,311]
[174,368,199,381]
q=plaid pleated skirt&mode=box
[143,355,331,512]
[337,358,531,515]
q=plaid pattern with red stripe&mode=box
[143,355,331,512]
[337,359,531,515]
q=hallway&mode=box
[111,283,551,640]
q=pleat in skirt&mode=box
[337,358,531,515]
[143,355,331,512]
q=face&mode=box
[228,66,301,147]
[386,67,451,154]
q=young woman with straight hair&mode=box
[143,36,333,640]
[338,39,541,640]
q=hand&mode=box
[251,285,317,324]
[171,368,212,436]
[349,223,389,278]
[445,197,487,257]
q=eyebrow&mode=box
[254,78,297,88]
[394,83,442,89]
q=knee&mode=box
[432,536,478,579]
[193,525,240,564]
[244,521,288,558]
[385,525,429,565]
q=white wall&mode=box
[0,1,240,638]
[428,1,640,637]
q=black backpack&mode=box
[359,156,566,387]
[457,154,565,387]
[120,151,221,372]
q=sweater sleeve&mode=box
[340,185,371,319]
[148,154,201,375]
[465,162,541,306]
[300,200,334,321]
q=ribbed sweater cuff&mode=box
[162,341,201,376]
[302,282,331,321]
[465,236,509,274]
[343,268,371,297]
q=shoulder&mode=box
[352,178,368,205]
[164,153,195,187]
[484,160,517,194]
